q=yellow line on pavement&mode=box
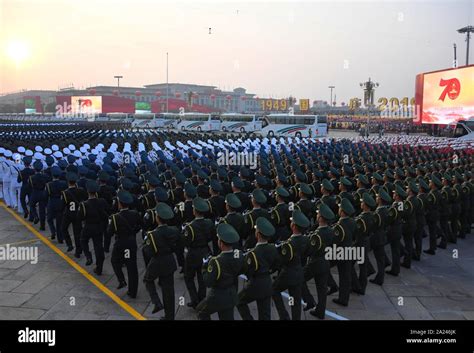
[0,201,146,321]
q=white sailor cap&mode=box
[84,144,91,150]
[63,147,71,155]
[73,150,82,158]
[13,153,21,162]
[25,150,34,157]
[53,151,63,158]
[17,146,26,153]
[0,147,4,154]
[33,152,43,160]
[138,143,145,152]
[44,148,52,155]
[35,146,43,153]
[51,145,59,152]
[4,150,12,158]
[68,144,76,151]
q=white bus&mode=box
[106,113,134,122]
[453,117,474,140]
[220,113,262,133]
[131,113,157,128]
[154,113,181,129]
[260,114,328,138]
[176,113,221,132]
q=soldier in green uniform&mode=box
[107,190,142,298]
[143,203,180,320]
[237,217,279,320]
[270,186,291,242]
[439,174,454,245]
[242,189,270,250]
[182,197,215,308]
[273,209,310,320]
[319,179,337,215]
[207,179,225,221]
[301,204,335,319]
[351,193,376,295]
[197,223,244,320]
[386,185,406,275]
[326,198,357,306]
[451,172,463,241]
[338,176,356,210]
[77,181,109,274]
[460,172,472,238]
[295,183,314,224]
[369,190,391,285]
[222,193,245,250]
[424,175,443,254]
[401,182,420,268]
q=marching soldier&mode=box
[182,197,215,309]
[45,166,67,241]
[295,183,314,224]
[301,204,334,319]
[232,177,250,212]
[197,223,244,320]
[319,179,337,215]
[29,161,47,230]
[424,176,443,254]
[401,182,419,268]
[269,186,291,242]
[207,179,225,221]
[242,189,270,250]
[108,190,142,298]
[221,193,245,251]
[273,210,310,321]
[386,185,406,275]
[352,193,377,295]
[61,172,87,256]
[329,198,357,306]
[18,156,34,219]
[237,217,279,320]
[78,180,109,274]
[143,203,180,320]
[440,174,454,245]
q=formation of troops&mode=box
[0,122,473,320]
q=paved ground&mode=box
[1,202,473,321]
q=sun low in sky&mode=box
[5,40,30,66]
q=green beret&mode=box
[340,177,352,187]
[210,179,222,192]
[275,186,289,198]
[372,172,383,182]
[393,185,407,199]
[155,202,174,220]
[321,179,334,192]
[175,172,186,184]
[184,183,197,198]
[377,189,392,204]
[295,169,307,182]
[217,223,240,244]
[299,183,313,196]
[255,217,275,238]
[356,174,369,186]
[418,178,430,191]
[86,180,99,193]
[193,197,209,213]
[291,210,310,229]
[197,170,208,180]
[117,190,133,205]
[317,203,335,221]
[251,189,267,205]
[385,170,394,180]
[225,193,242,209]
[362,192,376,209]
[407,182,419,194]
[339,198,355,216]
[232,176,244,189]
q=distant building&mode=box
[0,83,260,113]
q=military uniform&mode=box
[45,167,67,241]
[29,161,47,230]
[197,224,244,320]
[107,190,142,298]
[143,203,180,320]
[237,217,279,320]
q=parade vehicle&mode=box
[154,113,182,129]
[175,112,221,132]
[453,117,474,140]
[220,113,263,133]
[260,113,328,138]
[131,113,158,128]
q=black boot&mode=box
[117,281,127,289]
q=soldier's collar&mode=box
[220,249,233,254]
[290,233,302,237]
[252,207,261,210]
[195,216,204,219]
[256,241,268,246]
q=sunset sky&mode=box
[0,0,473,103]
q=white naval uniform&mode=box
[2,159,13,207]
[10,162,23,211]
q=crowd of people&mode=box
[0,122,473,320]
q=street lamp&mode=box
[457,25,474,66]
[328,86,335,108]
[114,75,123,94]
[360,78,379,137]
